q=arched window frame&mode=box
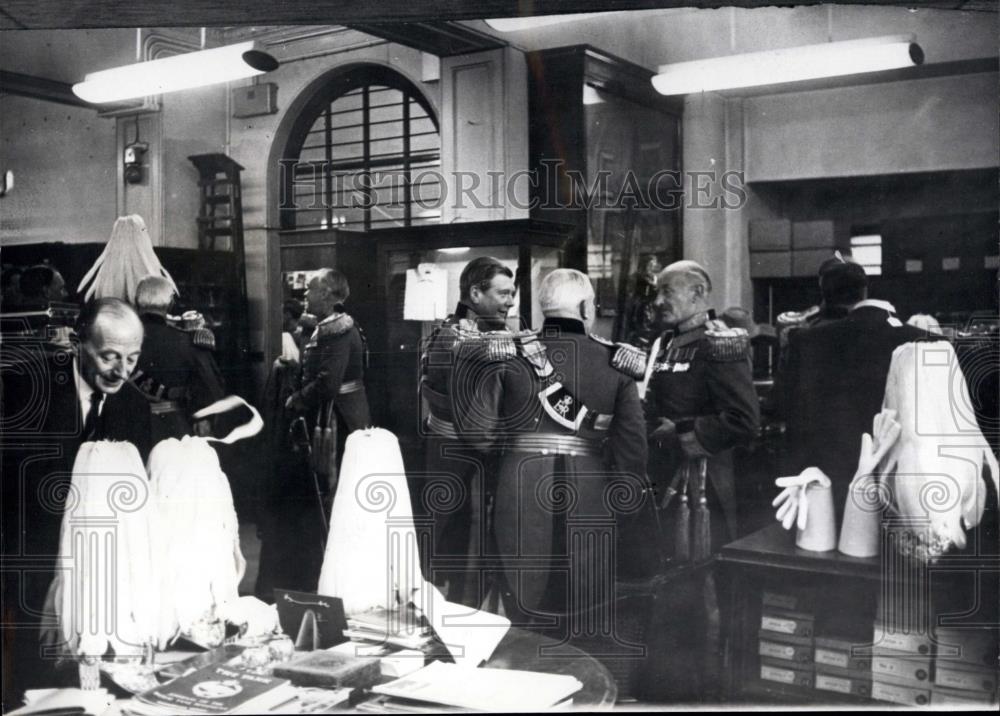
[280,64,440,231]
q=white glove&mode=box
[772,468,831,531]
[854,409,901,481]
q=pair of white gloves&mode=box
[773,409,901,531]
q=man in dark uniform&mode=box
[419,256,516,608]
[1,298,151,707]
[778,262,930,519]
[483,269,649,625]
[132,275,225,443]
[645,260,759,547]
[643,260,759,701]
[260,268,370,593]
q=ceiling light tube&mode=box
[72,41,278,104]
[651,35,923,95]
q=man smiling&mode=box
[1,297,152,703]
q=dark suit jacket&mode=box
[1,347,152,613]
[779,305,933,516]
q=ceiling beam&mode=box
[1,1,994,31]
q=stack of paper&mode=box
[345,607,433,650]
[8,688,114,716]
[371,662,582,712]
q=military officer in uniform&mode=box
[132,275,225,442]
[482,269,649,624]
[259,269,370,594]
[645,261,759,546]
[419,256,516,608]
[643,260,759,700]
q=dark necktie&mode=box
[83,392,103,441]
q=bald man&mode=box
[1,297,152,703]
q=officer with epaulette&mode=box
[643,259,759,700]
[285,268,372,480]
[483,269,648,622]
[419,256,516,608]
[132,275,225,443]
[264,268,371,593]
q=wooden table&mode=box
[484,627,618,709]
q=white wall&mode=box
[1,94,117,245]
[744,72,999,181]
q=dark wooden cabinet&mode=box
[528,45,683,340]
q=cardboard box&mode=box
[750,251,791,279]
[791,220,835,250]
[871,650,932,684]
[931,685,998,706]
[933,663,998,694]
[749,219,792,252]
[760,658,814,689]
[815,669,873,699]
[791,248,834,277]
[761,609,815,638]
[872,621,931,656]
[814,636,872,672]
[872,677,931,706]
[933,627,999,669]
[758,631,813,664]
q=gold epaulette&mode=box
[705,320,750,361]
[191,328,216,350]
[612,342,648,379]
[316,312,355,339]
[454,326,519,362]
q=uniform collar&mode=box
[542,316,586,335]
[850,299,897,315]
[317,310,345,326]
[676,309,714,334]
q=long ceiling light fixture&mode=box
[72,41,279,104]
[651,35,923,96]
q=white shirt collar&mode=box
[851,298,897,314]
[73,356,104,421]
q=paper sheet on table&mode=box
[414,583,510,668]
[372,661,582,712]
[9,687,114,716]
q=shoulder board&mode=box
[316,313,355,339]
[610,342,647,379]
[705,321,750,361]
[190,328,216,350]
[453,327,518,362]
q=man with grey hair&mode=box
[132,274,225,442]
[485,268,650,623]
[644,259,759,700]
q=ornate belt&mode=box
[506,434,602,457]
[339,379,364,395]
[426,413,459,438]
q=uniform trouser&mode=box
[423,438,497,609]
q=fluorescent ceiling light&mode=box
[652,35,923,95]
[484,13,605,32]
[73,41,278,104]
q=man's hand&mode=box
[650,417,677,442]
[678,430,711,458]
[285,392,305,413]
